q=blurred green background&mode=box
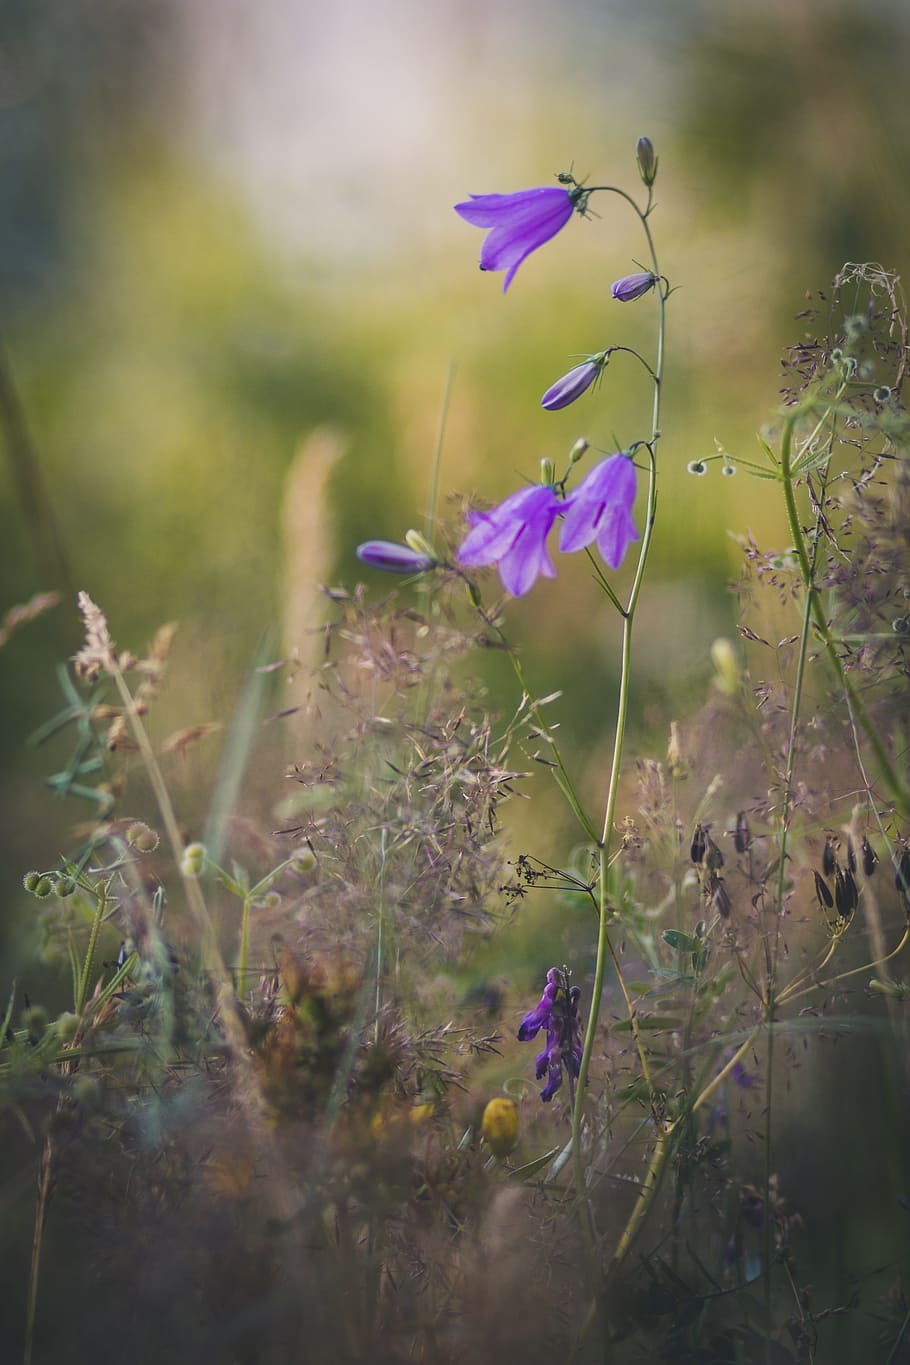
[2,0,909,939]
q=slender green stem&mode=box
[570,184,666,1233]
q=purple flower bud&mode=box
[541,353,608,411]
[356,541,434,574]
[611,271,657,303]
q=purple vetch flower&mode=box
[454,186,578,292]
[541,352,608,411]
[518,967,584,1103]
[457,483,565,597]
[356,540,435,574]
[731,1061,758,1090]
[611,271,657,303]
[559,452,638,570]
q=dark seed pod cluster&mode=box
[814,835,878,927]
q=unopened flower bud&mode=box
[611,271,657,303]
[711,638,740,696]
[356,540,434,574]
[180,841,207,879]
[292,847,316,874]
[539,458,556,485]
[481,1097,519,1157]
[22,1005,49,1039]
[56,1011,79,1041]
[569,437,589,465]
[404,529,436,559]
[541,353,608,411]
[636,136,658,187]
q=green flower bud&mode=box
[292,847,316,874]
[55,1011,80,1042]
[180,841,207,878]
[636,136,658,187]
[53,876,77,899]
[22,1005,49,1038]
[539,458,556,485]
[569,438,589,465]
[711,638,741,697]
[404,528,436,560]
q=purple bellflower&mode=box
[457,483,565,597]
[518,967,584,1103]
[559,452,638,569]
[356,540,434,574]
[541,352,608,411]
[454,186,578,293]
[611,271,657,303]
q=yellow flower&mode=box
[481,1097,519,1158]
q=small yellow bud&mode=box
[481,1097,519,1158]
[710,638,741,696]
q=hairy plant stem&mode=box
[570,188,665,1255]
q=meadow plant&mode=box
[4,145,910,1364]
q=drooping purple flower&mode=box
[518,967,560,1040]
[454,187,577,293]
[541,352,608,411]
[558,452,638,570]
[611,271,657,303]
[458,484,565,597]
[518,968,584,1103]
[356,540,434,574]
[731,1061,758,1090]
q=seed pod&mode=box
[861,837,878,877]
[813,870,833,910]
[711,876,732,919]
[834,865,858,919]
[705,835,725,873]
[734,812,751,855]
[822,839,836,878]
[690,824,707,865]
[846,838,857,875]
[896,849,910,900]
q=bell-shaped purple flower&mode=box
[454,187,576,293]
[611,271,657,303]
[541,352,608,411]
[458,484,565,597]
[356,540,434,574]
[559,452,638,570]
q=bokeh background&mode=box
[2,0,909,980]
